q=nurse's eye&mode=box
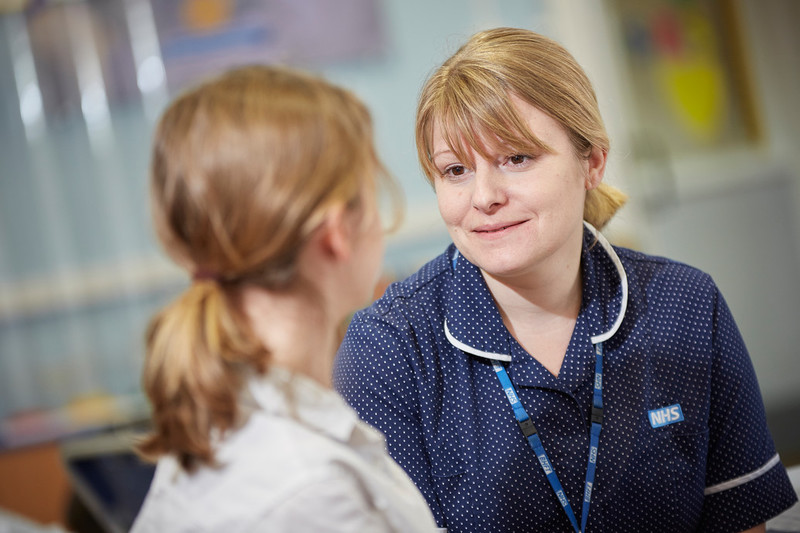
[504,154,534,168]
[442,164,469,179]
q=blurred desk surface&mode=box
[0,394,148,452]
[0,397,150,532]
[0,442,71,529]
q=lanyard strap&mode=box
[492,342,604,533]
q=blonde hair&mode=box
[138,65,395,470]
[416,27,626,228]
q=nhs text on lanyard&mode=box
[492,342,604,533]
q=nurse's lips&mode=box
[473,220,526,234]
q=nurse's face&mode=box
[431,96,605,283]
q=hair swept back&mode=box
[138,65,397,471]
[416,27,626,228]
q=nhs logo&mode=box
[584,482,593,503]
[556,490,568,507]
[504,387,518,404]
[537,454,553,475]
[648,404,684,428]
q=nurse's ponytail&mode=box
[585,182,628,230]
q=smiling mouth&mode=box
[474,221,525,233]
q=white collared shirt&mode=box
[131,367,440,532]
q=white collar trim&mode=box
[444,319,512,362]
[584,221,628,345]
[443,222,629,359]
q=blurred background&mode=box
[0,0,798,530]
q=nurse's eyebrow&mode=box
[431,149,454,159]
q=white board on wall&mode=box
[647,171,800,410]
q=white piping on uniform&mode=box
[444,320,512,362]
[444,223,628,358]
[703,453,781,495]
[584,222,628,345]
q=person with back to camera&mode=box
[333,27,798,532]
[130,65,439,532]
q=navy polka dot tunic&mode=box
[333,226,797,532]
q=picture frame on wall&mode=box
[611,0,761,156]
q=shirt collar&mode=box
[582,222,628,344]
[241,366,382,445]
[444,247,513,361]
[443,222,628,361]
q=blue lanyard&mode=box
[492,342,604,533]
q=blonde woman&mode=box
[334,28,796,532]
[131,65,438,533]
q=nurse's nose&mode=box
[471,165,507,213]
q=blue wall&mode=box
[0,0,548,422]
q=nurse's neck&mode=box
[482,256,582,377]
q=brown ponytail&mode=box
[137,65,395,470]
[138,281,266,470]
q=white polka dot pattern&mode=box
[333,228,798,532]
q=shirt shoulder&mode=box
[134,406,418,532]
[256,463,392,532]
[259,459,438,533]
[336,246,455,395]
[377,246,453,307]
[613,245,719,299]
[354,245,454,328]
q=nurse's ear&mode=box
[584,146,607,191]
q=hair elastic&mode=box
[192,269,220,282]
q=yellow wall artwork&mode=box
[613,0,760,155]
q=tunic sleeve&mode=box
[333,308,446,527]
[698,287,797,531]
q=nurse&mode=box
[334,28,797,532]
[131,65,438,533]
